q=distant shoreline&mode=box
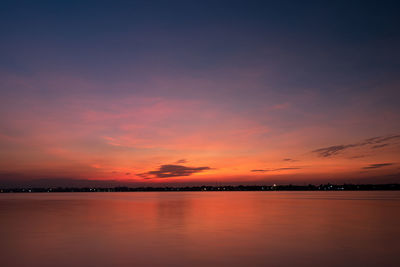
[1,184,399,193]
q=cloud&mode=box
[363,135,400,145]
[348,155,366,159]
[174,159,187,164]
[270,102,290,110]
[283,158,298,162]
[362,163,394,169]
[313,144,356,157]
[313,134,400,157]
[251,167,301,172]
[372,144,389,149]
[140,164,211,179]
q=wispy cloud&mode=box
[348,155,366,159]
[313,135,400,157]
[282,158,298,162]
[251,167,301,172]
[372,144,389,149]
[313,144,357,157]
[174,159,187,164]
[364,135,400,144]
[362,163,394,169]
[139,164,211,179]
[270,102,290,110]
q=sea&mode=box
[1,191,399,267]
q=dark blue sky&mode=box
[0,1,399,186]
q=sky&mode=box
[1,0,399,187]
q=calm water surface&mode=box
[1,191,399,267]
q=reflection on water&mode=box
[0,192,399,267]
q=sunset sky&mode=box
[1,0,399,187]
